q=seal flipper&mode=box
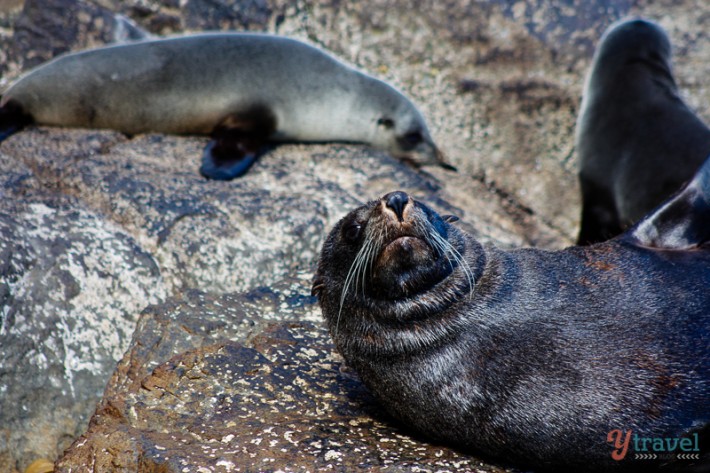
[0,99,33,142]
[577,177,623,245]
[199,105,277,180]
[200,140,261,180]
[628,155,710,249]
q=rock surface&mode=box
[0,0,708,472]
[56,285,511,472]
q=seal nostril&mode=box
[385,191,409,221]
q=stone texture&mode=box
[0,0,708,471]
[56,286,511,472]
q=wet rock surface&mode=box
[0,0,708,471]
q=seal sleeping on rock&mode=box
[313,160,710,471]
[0,33,451,179]
[576,18,710,244]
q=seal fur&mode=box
[576,18,710,244]
[0,33,450,179]
[313,182,710,471]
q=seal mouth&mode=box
[377,235,433,269]
[383,235,423,249]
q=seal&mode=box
[0,33,451,179]
[313,163,710,470]
[576,18,710,245]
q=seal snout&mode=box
[383,191,411,222]
[378,191,425,263]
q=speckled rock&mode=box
[1,0,710,471]
[56,284,512,473]
[0,178,167,469]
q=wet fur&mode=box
[314,192,710,472]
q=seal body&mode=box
[576,18,710,244]
[314,182,710,471]
[0,33,447,179]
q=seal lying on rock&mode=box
[0,33,450,179]
[313,161,710,471]
[576,18,710,244]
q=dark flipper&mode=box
[628,155,710,249]
[199,105,277,180]
[200,141,260,180]
[0,99,33,142]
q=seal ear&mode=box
[628,155,710,249]
[442,215,459,223]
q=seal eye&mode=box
[377,118,395,129]
[342,222,363,243]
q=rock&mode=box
[56,285,512,472]
[0,0,709,471]
[0,163,167,470]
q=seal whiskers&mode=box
[427,229,474,296]
[336,230,377,335]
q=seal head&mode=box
[365,86,453,171]
[313,191,474,342]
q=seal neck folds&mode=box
[313,192,481,355]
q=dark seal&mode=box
[313,163,710,471]
[576,18,710,245]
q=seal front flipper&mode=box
[0,98,33,142]
[200,140,261,180]
[628,155,710,249]
[577,178,623,245]
[199,106,277,180]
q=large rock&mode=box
[0,0,709,471]
[55,285,511,472]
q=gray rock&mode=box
[0,191,167,469]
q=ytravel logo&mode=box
[607,429,701,462]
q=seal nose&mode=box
[384,191,410,222]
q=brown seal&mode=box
[313,161,710,471]
[576,18,710,244]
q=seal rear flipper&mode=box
[0,99,33,142]
[627,155,710,249]
[199,106,277,180]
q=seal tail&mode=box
[0,98,33,142]
[627,155,710,249]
